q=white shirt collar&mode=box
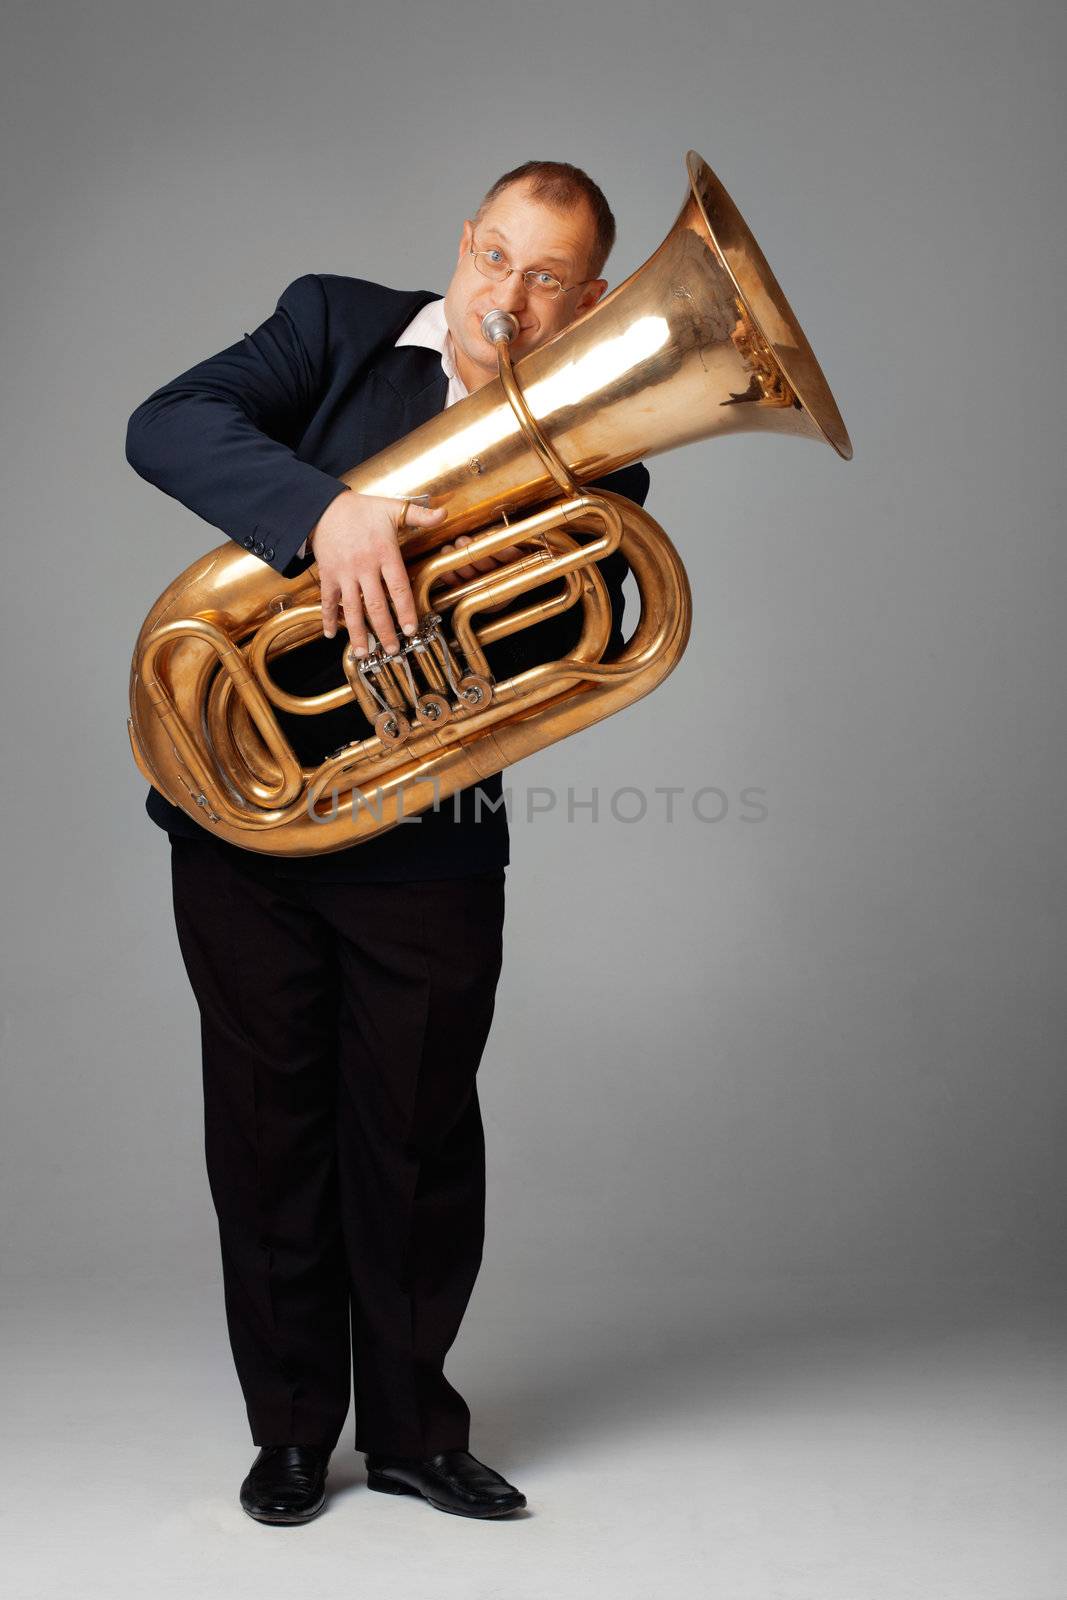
[394,297,468,404]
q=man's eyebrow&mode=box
[481,225,573,273]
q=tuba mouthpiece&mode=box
[480,309,519,346]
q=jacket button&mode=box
[265,546,275,559]
[242,536,254,548]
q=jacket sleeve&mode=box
[586,460,651,635]
[588,460,651,511]
[124,273,350,578]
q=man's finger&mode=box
[360,575,400,655]
[321,582,341,640]
[381,554,419,637]
[457,532,521,574]
[454,533,494,576]
[340,582,369,656]
[398,501,447,529]
[436,538,471,582]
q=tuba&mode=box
[128,151,852,856]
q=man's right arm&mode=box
[125,273,352,579]
[125,273,444,648]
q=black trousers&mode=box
[168,835,506,1456]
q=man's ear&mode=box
[576,278,608,316]
[457,219,475,265]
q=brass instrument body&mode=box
[129,153,851,856]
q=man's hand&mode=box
[308,490,446,655]
[439,534,524,614]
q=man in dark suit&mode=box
[125,159,650,1525]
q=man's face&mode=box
[442,179,608,394]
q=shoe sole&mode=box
[366,1471,525,1518]
[240,1491,327,1525]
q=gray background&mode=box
[3,1,1064,1596]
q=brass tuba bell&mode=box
[127,151,852,856]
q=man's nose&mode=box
[494,270,529,311]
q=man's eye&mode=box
[536,273,556,287]
[487,249,505,264]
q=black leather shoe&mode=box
[364,1448,527,1518]
[239,1445,330,1524]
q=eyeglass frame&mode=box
[467,233,593,301]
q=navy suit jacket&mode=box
[125,273,650,881]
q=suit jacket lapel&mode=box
[359,344,449,464]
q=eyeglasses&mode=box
[468,236,588,301]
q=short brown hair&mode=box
[474,160,617,281]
